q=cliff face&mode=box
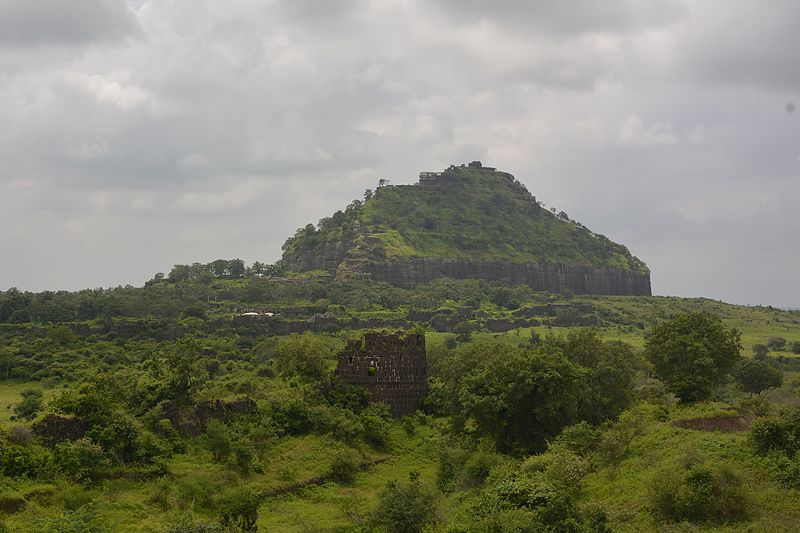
[358,258,651,295]
[281,162,652,295]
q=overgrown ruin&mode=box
[335,331,428,417]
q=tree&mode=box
[453,321,473,343]
[645,313,741,403]
[249,261,267,276]
[227,259,246,278]
[163,336,208,403]
[554,331,643,424]
[439,344,583,454]
[734,359,783,394]
[275,333,338,382]
[793,342,800,355]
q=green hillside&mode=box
[281,163,649,274]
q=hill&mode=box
[281,162,651,295]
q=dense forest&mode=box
[2,262,800,531]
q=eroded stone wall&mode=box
[335,332,428,417]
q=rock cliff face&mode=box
[359,258,651,295]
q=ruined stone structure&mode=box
[335,332,428,417]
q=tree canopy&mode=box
[646,313,741,402]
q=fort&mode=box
[335,331,428,417]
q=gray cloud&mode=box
[0,0,138,46]
[1,0,799,307]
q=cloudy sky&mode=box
[1,0,798,307]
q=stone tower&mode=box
[335,331,428,417]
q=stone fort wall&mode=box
[335,331,428,417]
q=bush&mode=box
[753,344,769,360]
[750,415,796,456]
[218,489,260,532]
[436,446,470,491]
[0,442,52,478]
[330,448,362,483]
[204,420,232,463]
[54,438,109,484]
[768,337,787,351]
[371,472,439,533]
[650,463,748,524]
[176,471,227,510]
[14,389,43,421]
[792,342,800,355]
[474,459,605,532]
[461,447,505,487]
[360,404,391,449]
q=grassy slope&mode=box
[284,166,649,272]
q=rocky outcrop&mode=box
[354,258,651,295]
[158,398,257,437]
[31,414,88,446]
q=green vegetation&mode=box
[646,313,741,402]
[3,263,800,530]
[281,165,649,273]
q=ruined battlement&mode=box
[335,331,428,417]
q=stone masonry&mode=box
[335,331,428,417]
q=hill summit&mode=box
[281,162,651,295]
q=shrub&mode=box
[461,447,505,487]
[176,472,226,510]
[204,420,232,463]
[753,344,769,360]
[330,448,362,483]
[0,442,52,478]
[54,438,109,484]
[475,462,605,532]
[232,444,254,475]
[436,446,470,492]
[553,421,601,456]
[14,388,43,421]
[595,409,646,474]
[750,416,793,456]
[360,404,391,449]
[371,472,439,533]
[793,341,800,355]
[768,337,787,351]
[650,463,748,524]
[218,489,260,532]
